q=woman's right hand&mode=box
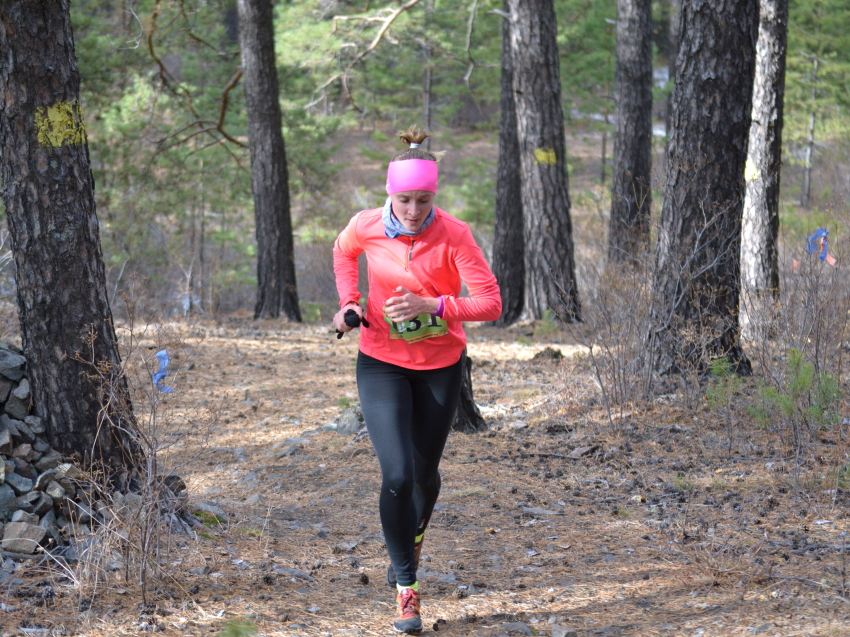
[333,303,364,334]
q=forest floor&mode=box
[4,318,850,637]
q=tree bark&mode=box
[649,0,758,375]
[237,0,302,322]
[608,0,653,264]
[451,352,486,433]
[0,0,142,478]
[741,0,787,299]
[506,0,581,321]
[491,2,524,326]
[666,0,680,137]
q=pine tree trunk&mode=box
[237,0,302,322]
[649,0,758,375]
[608,0,653,263]
[0,0,142,478]
[801,58,818,210]
[451,352,486,433]
[506,0,581,321]
[492,3,524,326]
[741,0,787,299]
[666,0,680,137]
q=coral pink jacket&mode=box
[333,206,502,369]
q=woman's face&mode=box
[390,191,435,233]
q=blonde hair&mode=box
[391,126,438,162]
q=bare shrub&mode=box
[566,256,655,422]
[743,242,849,460]
[63,297,220,605]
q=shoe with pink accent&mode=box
[393,587,422,634]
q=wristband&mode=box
[434,296,445,318]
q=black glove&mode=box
[336,308,370,339]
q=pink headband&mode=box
[386,159,439,195]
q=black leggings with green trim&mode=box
[356,351,463,586]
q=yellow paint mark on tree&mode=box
[34,101,87,148]
[744,158,758,182]
[534,147,557,165]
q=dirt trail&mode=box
[9,319,850,636]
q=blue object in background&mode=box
[806,227,831,262]
[152,349,174,393]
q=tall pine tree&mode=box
[648,0,759,374]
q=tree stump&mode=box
[451,351,487,433]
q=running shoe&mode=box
[393,587,422,634]
[387,536,425,588]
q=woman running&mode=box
[333,127,502,634]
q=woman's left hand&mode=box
[383,287,440,322]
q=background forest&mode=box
[3,2,850,634]
[1,0,844,322]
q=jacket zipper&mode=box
[407,240,415,270]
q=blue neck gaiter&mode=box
[382,196,436,239]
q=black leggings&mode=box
[356,351,463,586]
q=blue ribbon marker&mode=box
[806,228,830,261]
[152,349,174,393]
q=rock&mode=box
[160,474,187,495]
[17,491,40,512]
[277,444,301,458]
[568,445,599,459]
[245,494,264,506]
[75,503,96,524]
[39,510,57,527]
[192,502,226,520]
[12,444,33,461]
[11,511,38,524]
[112,492,143,521]
[271,567,316,582]
[1,522,46,553]
[4,394,29,420]
[0,414,18,435]
[12,459,36,480]
[522,507,563,517]
[34,451,63,472]
[500,623,534,636]
[0,350,26,382]
[24,416,44,435]
[12,420,34,443]
[5,473,32,495]
[0,380,13,403]
[45,481,66,501]
[551,626,578,637]
[0,430,12,454]
[34,470,55,491]
[32,439,50,454]
[53,463,82,481]
[0,341,22,355]
[337,407,363,435]
[0,485,16,517]
[12,379,29,401]
[437,572,457,583]
[531,347,564,362]
[32,493,53,516]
